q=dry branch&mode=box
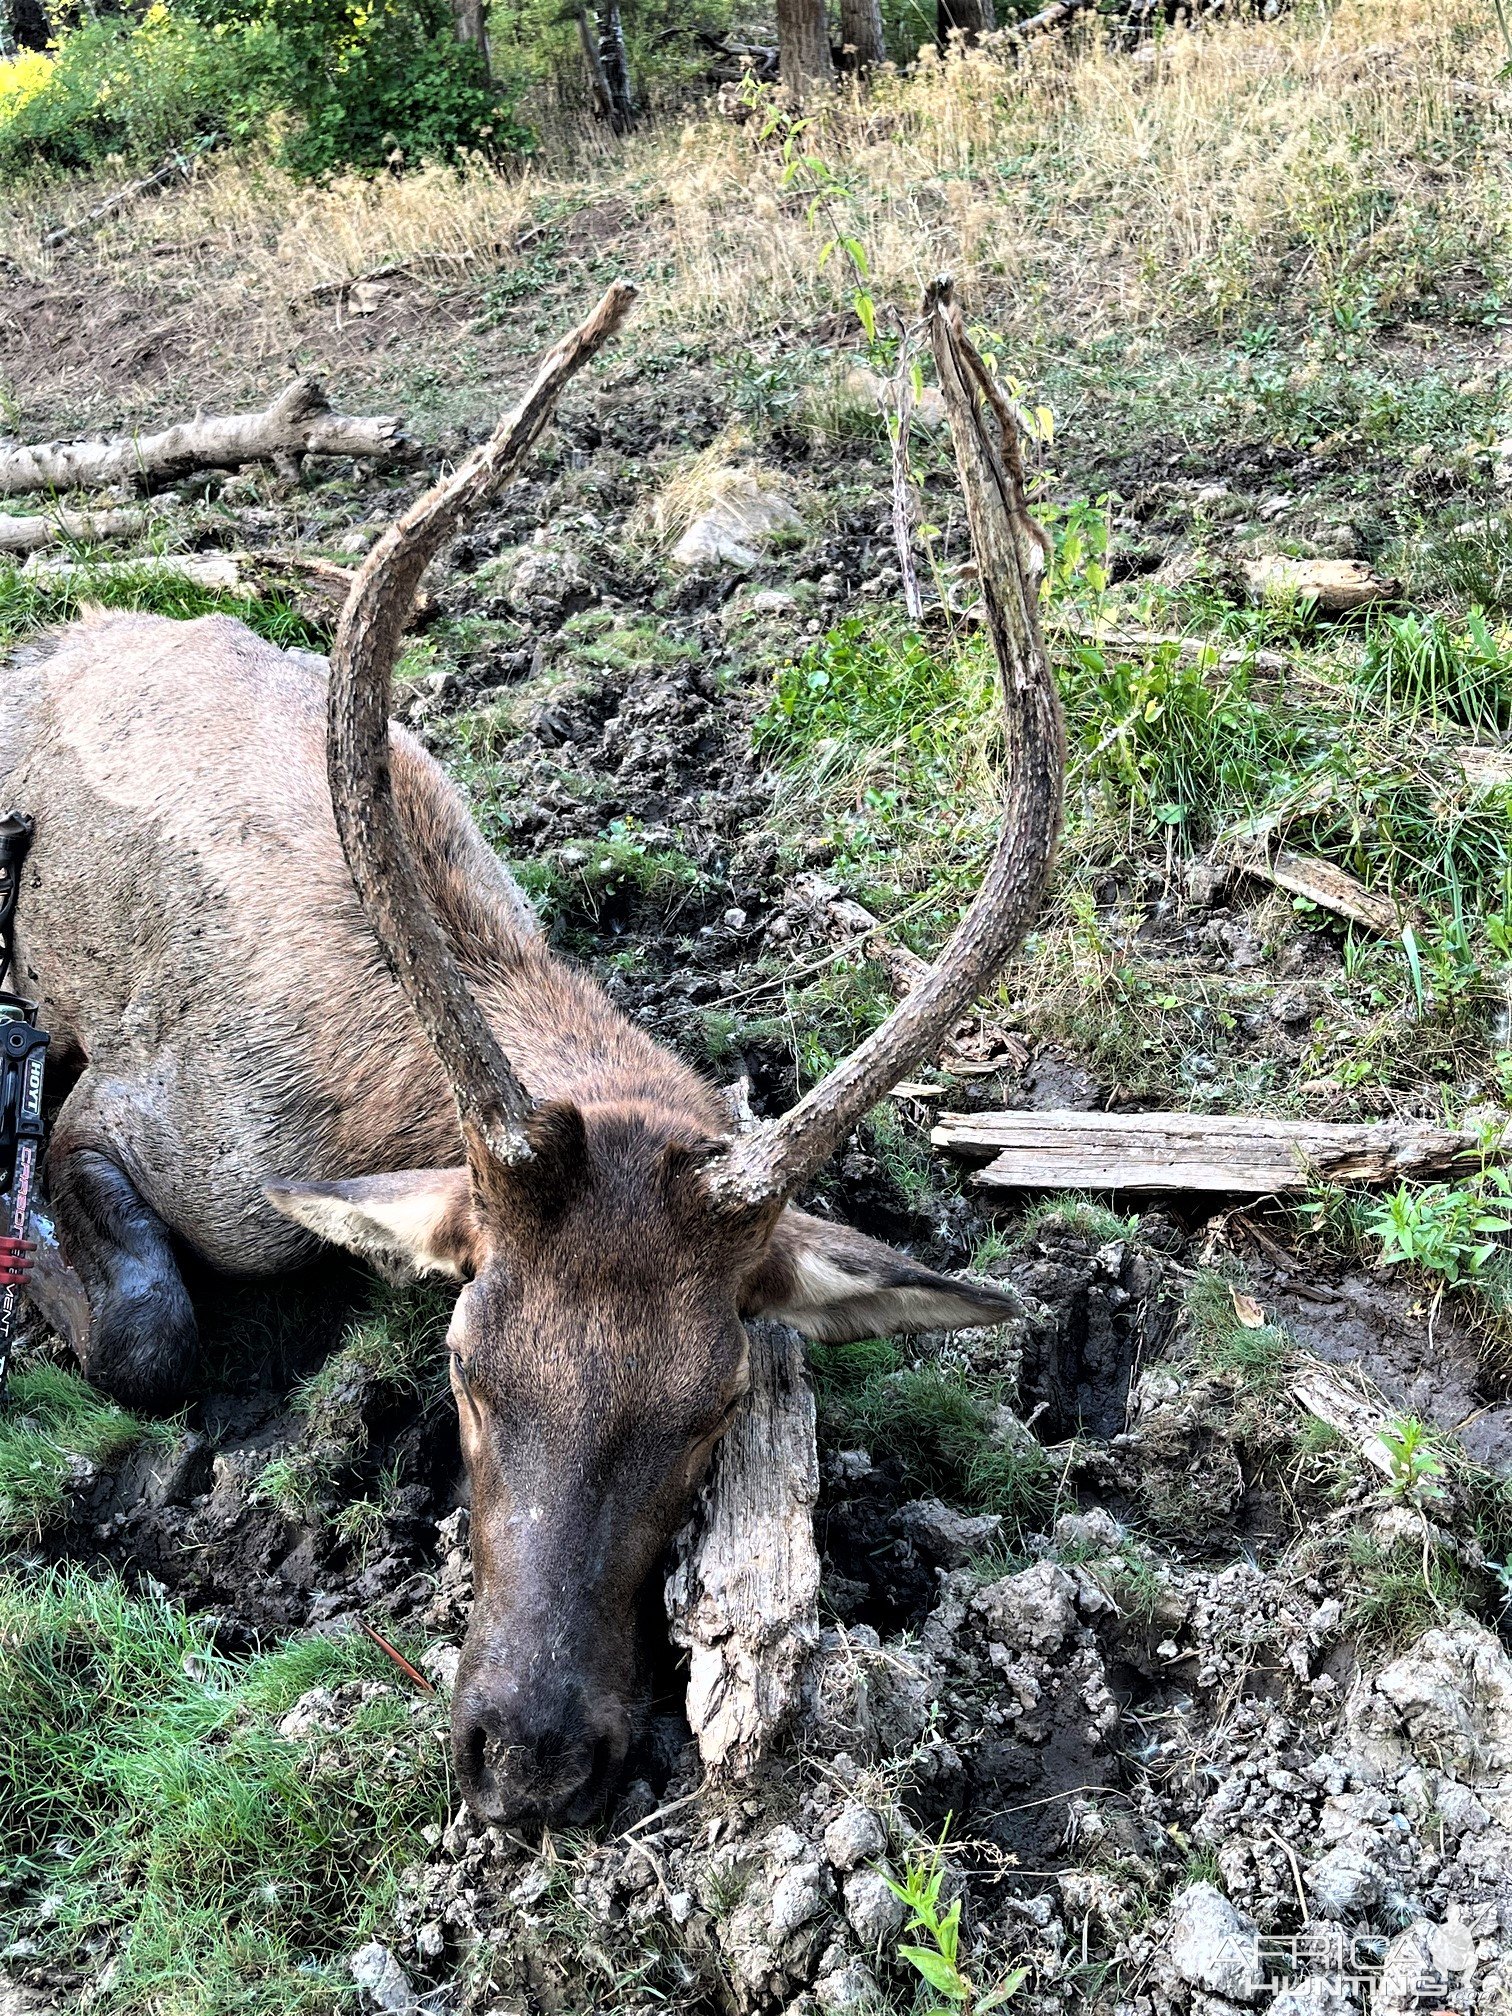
[933,1108,1486,1195]
[0,380,408,498]
[784,872,1030,1072]
[41,145,204,251]
[0,506,146,554]
[1061,620,1293,676]
[665,1321,821,1777]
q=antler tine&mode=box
[328,281,638,1172]
[709,278,1065,1214]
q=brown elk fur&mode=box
[1,607,1020,1822]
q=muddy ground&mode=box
[3,235,1512,2016]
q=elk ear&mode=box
[740,1207,1020,1343]
[265,1168,480,1281]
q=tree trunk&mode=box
[3,0,48,51]
[839,0,886,67]
[577,7,612,118]
[599,0,636,128]
[777,0,834,100]
[451,0,491,74]
[938,0,995,43]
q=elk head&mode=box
[275,279,1065,1827]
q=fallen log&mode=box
[932,1108,1487,1195]
[22,552,245,594]
[40,139,210,251]
[1240,555,1399,614]
[0,505,147,555]
[1235,844,1405,934]
[665,1320,821,1777]
[0,380,408,498]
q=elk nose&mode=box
[452,1678,624,1826]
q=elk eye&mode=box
[451,1352,472,1389]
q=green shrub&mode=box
[0,10,280,172]
[0,0,530,180]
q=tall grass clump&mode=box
[0,1363,172,1536]
[1359,609,1512,737]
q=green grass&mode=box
[0,557,325,655]
[808,1339,1055,1530]
[253,1281,452,1530]
[0,1565,449,2015]
[1183,1269,1292,1389]
[293,1280,452,1428]
[1343,1531,1480,1648]
[0,1362,173,1537]
[1013,1196,1139,1248]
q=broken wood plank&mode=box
[665,1320,820,1777]
[1290,1361,1399,1481]
[1236,844,1404,934]
[0,380,408,498]
[932,1108,1487,1195]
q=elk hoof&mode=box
[85,1278,199,1412]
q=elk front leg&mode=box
[39,1087,198,1409]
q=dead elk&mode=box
[0,280,1064,1825]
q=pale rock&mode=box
[420,1642,461,1690]
[822,1804,886,1872]
[1372,1917,1476,2014]
[814,1957,880,2012]
[1053,1507,1126,1555]
[277,1686,342,1740]
[1304,1843,1383,1919]
[1345,1623,1512,1820]
[1167,1883,1262,2002]
[971,1561,1079,1659]
[503,545,596,622]
[672,470,805,569]
[763,1825,810,1866]
[769,1862,830,1944]
[843,1868,906,1946]
[349,1941,418,2015]
[894,1497,1004,1566]
[1436,1780,1493,1835]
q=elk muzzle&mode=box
[450,1517,638,1825]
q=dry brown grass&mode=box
[1,0,1506,386]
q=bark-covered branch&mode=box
[0,380,408,498]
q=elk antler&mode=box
[709,278,1066,1213]
[328,281,638,1171]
